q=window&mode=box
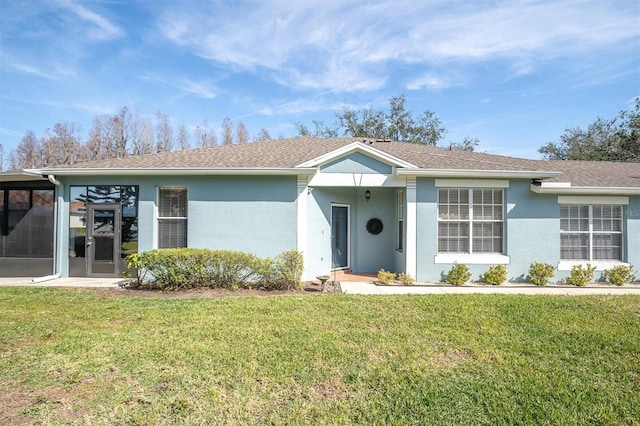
[438,188,503,254]
[397,190,404,251]
[158,187,187,248]
[560,205,622,261]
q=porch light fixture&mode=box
[365,189,371,202]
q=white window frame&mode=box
[397,190,404,252]
[435,186,509,265]
[157,187,188,249]
[557,196,629,270]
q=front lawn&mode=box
[1,288,638,425]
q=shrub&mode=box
[377,269,396,285]
[481,265,507,285]
[565,264,596,287]
[397,272,415,286]
[444,263,471,286]
[603,265,635,286]
[527,262,555,286]
[125,248,304,291]
[275,250,305,291]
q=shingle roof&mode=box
[43,137,640,188]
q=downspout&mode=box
[32,174,61,283]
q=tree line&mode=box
[2,107,272,171]
[2,95,637,171]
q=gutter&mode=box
[397,169,562,179]
[27,167,318,177]
[530,183,640,195]
[33,173,62,283]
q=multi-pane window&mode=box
[158,187,187,248]
[438,188,503,254]
[560,205,622,261]
[397,191,404,251]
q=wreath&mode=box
[366,218,384,235]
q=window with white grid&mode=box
[438,188,503,254]
[560,205,622,261]
[158,187,187,248]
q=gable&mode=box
[320,152,393,174]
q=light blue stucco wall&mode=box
[304,186,397,278]
[416,178,565,282]
[320,152,393,174]
[625,197,640,270]
[504,180,560,281]
[56,175,297,277]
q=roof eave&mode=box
[26,167,317,177]
[296,141,418,168]
[397,169,563,179]
[530,183,640,195]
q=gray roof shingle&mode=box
[43,137,640,188]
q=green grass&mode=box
[1,289,639,425]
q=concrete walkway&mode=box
[0,277,124,288]
[340,281,640,295]
[1,277,640,295]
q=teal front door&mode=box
[331,205,349,269]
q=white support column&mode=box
[296,175,309,279]
[405,177,417,279]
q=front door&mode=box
[331,204,349,269]
[86,204,121,277]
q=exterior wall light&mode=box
[365,189,371,202]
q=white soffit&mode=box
[308,173,406,187]
[558,195,629,205]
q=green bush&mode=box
[377,269,396,285]
[480,265,507,285]
[527,262,555,286]
[397,272,415,286]
[565,264,596,287]
[125,248,304,291]
[603,265,635,286]
[444,263,471,286]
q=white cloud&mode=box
[57,0,124,41]
[155,0,638,93]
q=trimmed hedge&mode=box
[125,248,304,291]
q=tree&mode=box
[450,136,479,152]
[539,99,640,161]
[254,128,272,142]
[295,94,446,145]
[41,122,83,166]
[194,120,217,148]
[12,130,43,169]
[235,122,249,144]
[221,117,233,145]
[155,112,173,153]
[176,123,191,150]
[129,111,155,156]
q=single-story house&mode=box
[2,137,639,282]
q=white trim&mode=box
[331,204,351,270]
[157,186,188,249]
[435,253,510,265]
[308,173,406,187]
[27,167,317,177]
[531,183,640,195]
[558,260,630,271]
[435,178,509,188]
[558,195,629,205]
[296,176,308,279]
[399,169,561,179]
[296,142,417,169]
[405,178,417,278]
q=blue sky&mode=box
[1,0,638,160]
